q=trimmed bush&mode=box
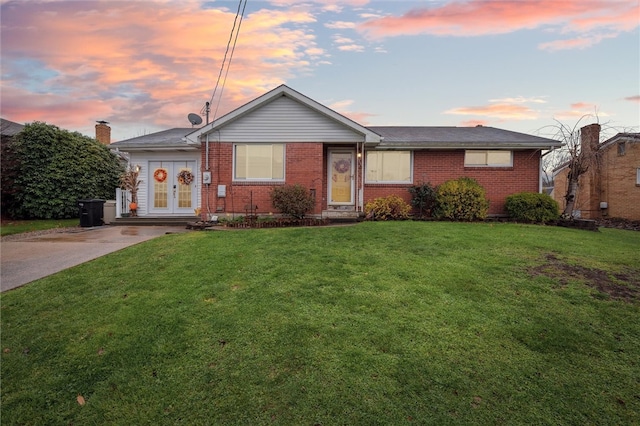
[270,184,315,219]
[434,177,489,221]
[364,195,411,220]
[408,182,437,218]
[4,122,123,219]
[505,192,559,223]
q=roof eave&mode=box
[374,142,564,150]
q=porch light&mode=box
[135,164,141,173]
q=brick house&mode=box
[553,123,640,220]
[112,85,561,220]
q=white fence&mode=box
[115,188,132,218]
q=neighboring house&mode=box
[553,124,640,220]
[1,118,25,138]
[111,85,561,220]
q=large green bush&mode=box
[433,177,489,221]
[364,195,411,220]
[505,192,559,223]
[4,122,123,219]
[270,184,315,219]
[408,182,437,218]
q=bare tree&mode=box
[541,116,603,218]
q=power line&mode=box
[214,0,247,120]
[204,0,247,123]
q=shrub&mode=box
[270,184,315,219]
[433,177,489,221]
[4,122,123,219]
[505,192,559,223]
[408,182,437,218]
[364,195,411,220]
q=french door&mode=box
[149,161,197,215]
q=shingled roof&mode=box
[368,126,562,150]
[109,128,199,151]
[1,118,25,137]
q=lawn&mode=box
[0,218,79,237]
[1,222,639,424]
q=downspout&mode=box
[540,148,554,193]
[359,141,364,211]
[205,133,210,217]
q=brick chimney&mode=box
[580,123,601,219]
[580,123,600,156]
[95,121,111,145]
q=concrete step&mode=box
[111,216,199,226]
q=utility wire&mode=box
[214,0,247,120]
[205,0,247,121]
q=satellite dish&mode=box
[188,113,203,126]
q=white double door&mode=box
[149,161,197,215]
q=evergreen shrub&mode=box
[270,184,315,219]
[505,192,559,223]
[4,122,123,219]
[434,177,489,221]
[364,195,411,220]
[408,182,437,218]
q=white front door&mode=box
[328,150,355,206]
[149,161,197,215]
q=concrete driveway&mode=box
[1,226,189,292]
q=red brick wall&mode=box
[364,150,541,215]
[200,142,325,217]
[200,144,542,218]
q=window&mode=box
[464,150,512,167]
[234,144,284,180]
[637,168,640,185]
[365,151,412,183]
[618,142,626,156]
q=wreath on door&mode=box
[333,159,351,174]
[153,168,168,183]
[177,170,194,185]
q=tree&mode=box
[3,122,124,219]
[542,118,602,218]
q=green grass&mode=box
[2,222,639,424]
[0,218,79,236]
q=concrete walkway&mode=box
[1,226,189,292]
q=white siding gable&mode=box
[216,95,365,143]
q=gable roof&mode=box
[188,84,382,144]
[369,126,562,150]
[1,118,25,137]
[553,131,640,174]
[109,128,200,151]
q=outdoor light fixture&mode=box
[135,164,141,173]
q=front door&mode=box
[328,150,355,207]
[149,161,197,215]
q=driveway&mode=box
[1,226,189,292]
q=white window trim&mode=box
[233,143,285,182]
[636,168,640,185]
[365,150,413,184]
[464,150,513,167]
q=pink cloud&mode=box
[0,1,329,140]
[445,104,538,120]
[625,95,640,103]
[461,120,489,127]
[358,0,638,50]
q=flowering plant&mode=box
[177,170,194,185]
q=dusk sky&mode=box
[1,0,639,142]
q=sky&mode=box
[1,0,639,142]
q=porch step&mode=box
[321,210,364,222]
[111,216,199,226]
